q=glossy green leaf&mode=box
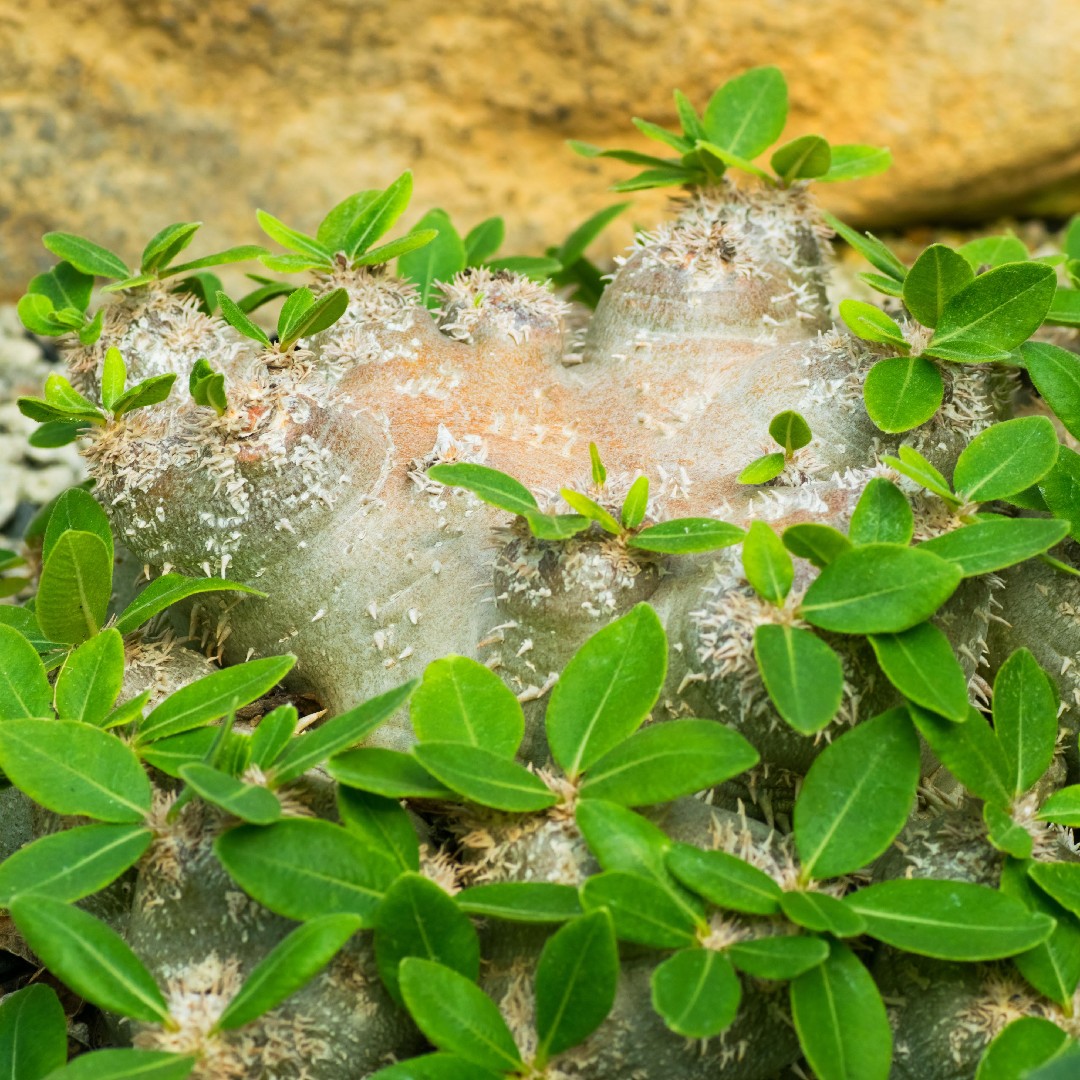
[179,763,280,824]
[337,787,419,872]
[993,648,1059,796]
[983,803,1033,859]
[976,1017,1071,1080]
[463,216,505,265]
[925,263,1056,362]
[822,212,906,282]
[456,882,582,923]
[412,743,556,812]
[411,656,523,757]
[621,475,648,528]
[165,245,265,278]
[779,890,866,937]
[953,417,1059,503]
[426,463,537,516]
[918,518,1069,577]
[957,235,1030,270]
[43,487,113,564]
[0,718,151,822]
[863,355,944,433]
[135,728,217,778]
[0,824,152,906]
[36,531,112,644]
[367,1053,503,1080]
[782,523,852,568]
[110,373,176,418]
[902,243,974,328]
[343,172,414,258]
[136,655,295,744]
[1038,785,1080,827]
[100,346,126,409]
[650,948,740,1039]
[41,1050,196,1080]
[575,800,675,882]
[278,287,349,346]
[580,871,700,947]
[0,984,66,1080]
[54,628,124,725]
[328,748,452,799]
[882,444,957,503]
[819,144,892,183]
[909,704,1013,807]
[1018,341,1080,440]
[849,478,914,545]
[375,873,479,1004]
[139,221,201,273]
[848,878,1054,959]
[270,679,416,785]
[247,705,296,769]
[737,452,786,485]
[215,819,399,923]
[114,574,263,636]
[560,489,622,534]
[727,935,828,979]
[627,518,744,553]
[545,603,667,777]
[771,135,830,183]
[523,511,590,540]
[869,622,969,721]
[1040,445,1080,539]
[800,544,961,634]
[753,624,844,735]
[353,230,437,270]
[535,910,618,1063]
[839,299,908,349]
[399,959,522,1072]
[42,233,129,279]
[665,844,782,915]
[255,210,332,262]
[741,521,792,605]
[27,260,93,313]
[398,209,467,308]
[1029,863,1080,921]
[790,942,891,1080]
[0,623,51,719]
[794,708,920,879]
[702,65,788,159]
[10,897,170,1024]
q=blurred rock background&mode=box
[2,0,1080,297]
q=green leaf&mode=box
[110,373,176,418]
[0,984,66,1080]
[632,116,693,153]
[0,623,51,719]
[819,144,892,183]
[37,530,111,645]
[628,517,744,554]
[484,255,563,279]
[27,261,93,314]
[555,203,628,267]
[621,475,649,528]
[848,878,1054,959]
[579,718,758,805]
[741,521,793,605]
[918,518,1069,577]
[215,914,360,1032]
[398,209,467,308]
[140,222,201,273]
[1046,287,1080,327]
[665,844,782,915]
[650,949,740,1039]
[1029,864,1080,926]
[411,743,557,812]
[976,1017,1072,1080]
[869,622,969,722]
[328,748,452,799]
[374,874,479,1005]
[1021,341,1080,440]
[27,421,81,448]
[44,487,113,565]
[260,253,329,274]
[427,463,537,516]
[882,444,957,503]
[216,291,272,347]
[983,803,1033,859]
[771,135,831,183]
[863,355,944,433]
[0,718,151,822]
[270,679,416,785]
[801,543,961,634]
[0,824,152,906]
[839,299,909,350]
[925,263,1057,362]
[136,655,295,744]
[727,935,829,980]
[164,245,266,278]
[278,287,348,347]
[41,1050,196,1080]
[703,65,788,159]
[954,417,1059,503]
[100,347,126,409]
[523,511,590,540]
[367,1054,503,1080]
[178,763,280,824]
[560,489,622,535]
[317,191,380,251]
[768,410,812,454]
[849,478,914,546]
[215,819,398,923]
[910,704,1013,807]
[790,942,892,1080]
[344,172,414,259]
[135,729,217,778]
[993,648,1059,796]
[456,882,582,923]
[10,897,170,1024]
[55,628,124,724]
[1040,445,1080,539]
[463,216,504,265]
[545,603,667,777]
[400,959,521,1072]
[794,708,920,879]
[782,523,852,568]
[255,209,333,263]
[737,452,786,484]
[902,243,975,329]
[236,276,295,313]
[1000,859,1080,1009]
[694,139,774,182]
[101,274,156,293]
[534,910,617,1063]
[580,871,700,947]
[16,293,69,337]
[859,271,906,298]
[114,574,263,636]
[1038,785,1080,827]
[779,891,866,937]
[337,788,419,872]
[822,212,907,283]
[957,234,1030,270]
[42,233,129,279]
[101,691,148,731]
[753,624,844,735]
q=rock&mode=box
[3,0,1080,298]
